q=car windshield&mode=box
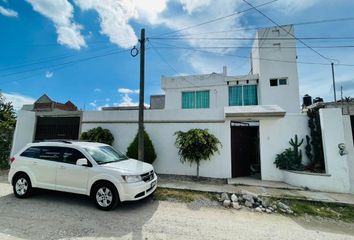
[83,146,128,165]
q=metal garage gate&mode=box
[34,116,81,141]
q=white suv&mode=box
[8,141,157,210]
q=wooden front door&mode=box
[231,125,259,178]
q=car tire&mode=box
[13,173,32,198]
[93,182,119,211]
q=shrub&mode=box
[274,134,304,171]
[80,127,114,145]
[307,108,325,171]
[0,93,16,169]
[174,128,221,178]
[126,130,156,164]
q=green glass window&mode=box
[243,85,258,105]
[182,92,195,109]
[229,85,258,106]
[229,86,243,106]
[196,90,209,108]
[182,90,209,109]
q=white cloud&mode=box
[26,0,86,50]
[274,0,319,12]
[117,88,139,94]
[179,0,212,14]
[0,5,18,17]
[45,71,53,78]
[118,93,137,106]
[2,92,35,111]
[155,1,252,73]
[89,100,96,108]
[94,88,101,92]
[74,0,167,48]
[97,104,109,111]
[116,87,149,107]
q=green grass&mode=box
[153,188,217,203]
[288,200,354,222]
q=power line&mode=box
[240,0,334,63]
[148,41,202,88]
[150,0,278,38]
[149,40,354,67]
[149,36,354,41]
[153,45,354,49]
[0,65,73,85]
[157,17,354,37]
[0,48,131,79]
[0,45,117,72]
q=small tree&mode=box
[174,129,221,178]
[126,130,157,164]
[80,127,114,145]
[0,93,16,169]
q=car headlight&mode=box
[122,175,142,183]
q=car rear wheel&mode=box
[93,182,119,211]
[13,174,32,198]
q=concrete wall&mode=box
[10,107,354,193]
[162,73,229,109]
[252,25,300,113]
[11,110,36,156]
[343,115,354,193]
[319,108,350,192]
[82,109,231,178]
[275,109,352,193]
[259,114,310,181]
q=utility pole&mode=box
[331,62,337,102]
[341,85,344,114]
[138,29,145,161]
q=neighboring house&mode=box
[11,25,354,194]
[32,94,78,112]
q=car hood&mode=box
[100,159,153,175]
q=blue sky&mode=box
[1,0,354,110]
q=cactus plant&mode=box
[274,134,304,171]
[289,134,303,166]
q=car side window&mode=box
[62,148,86,165]
[38,147,62,162]
[20,147,41,158]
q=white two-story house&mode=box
[12,25,354,193]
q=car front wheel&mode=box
[93,182,119,211]
[13,174,32,198]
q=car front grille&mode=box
[141,170,154,182]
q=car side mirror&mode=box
[76,158,89,166]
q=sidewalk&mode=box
[157,175,354,206]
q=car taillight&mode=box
[9,157,15,164]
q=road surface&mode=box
[0,175,353,240]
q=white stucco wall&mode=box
[252,25,300,114]
[318,108,350,192]
[259,114,310,181]
[270,109,352,193]
[11,110,36,156]
[343,115,354,193]
[11,107,354,193]
[82,109,231,178]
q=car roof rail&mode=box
[37,139,73,144]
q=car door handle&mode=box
[32,162,38,165]
[59,166,66,169]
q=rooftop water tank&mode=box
[303,94,312,107]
